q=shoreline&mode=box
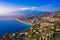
[15,18,32,26]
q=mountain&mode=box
[3,9,54,18]
[52,10,60,18]
[10,10,44,17]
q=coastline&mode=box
[15,18,31,26]
[0,18,31,37]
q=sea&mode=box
[0,18,30,37]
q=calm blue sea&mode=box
[0,18,30,37]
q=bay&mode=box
[0,18,30,37]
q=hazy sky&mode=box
[0,0,60,13]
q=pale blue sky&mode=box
[0,0,60,13]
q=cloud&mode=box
[17,7,36,11]
[0,6,36,13]
[0,4,59,14]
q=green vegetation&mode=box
[0,11,60,40]
[56,32,60,40]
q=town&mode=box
[0,11,60,40]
